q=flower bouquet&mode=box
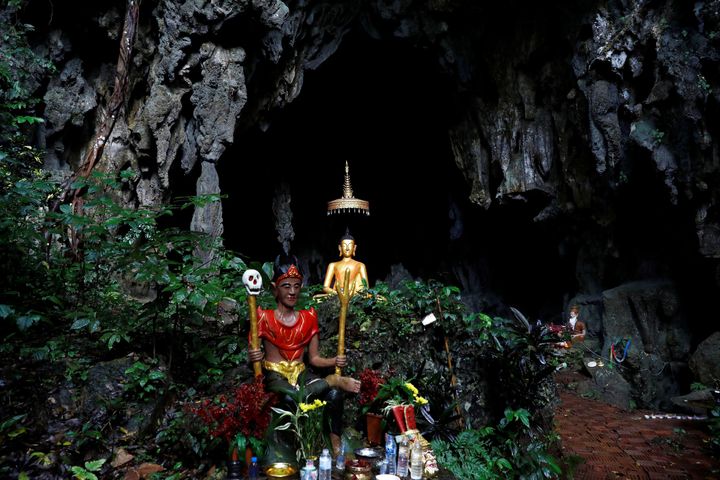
[272,398,329,462]
[188,377,275,461]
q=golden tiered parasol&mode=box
[327,161,370,216]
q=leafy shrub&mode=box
[432,408,562,479]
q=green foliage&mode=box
[0,167,253,474]
[1,168,251,358]
[124,360,168,401]
[67,421,103,453]
[484,308,559,412]
[70,458,106,480]
[272,377,330,461]
[334,280,562,478]
[341,278,466,349]
[0,414,27,444]
[432,407,561,479]
[156,408,220,459]
[156,408,210,460]
[433,428,511,479]
[0,3,52,142]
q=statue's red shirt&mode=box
[254,307,319,362]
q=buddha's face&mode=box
[339,239,356,258]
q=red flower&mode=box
[358,368,386,407]
[188,377,276,442]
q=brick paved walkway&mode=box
[555,371,719,479]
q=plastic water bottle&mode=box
[335,439,346,471]
[248,456,259,480]
[318,448,332,480]
[226,459,242,480]
[378,458,388,474]
[410,439,423,479]
[396,436,409,478]
[385,433,397,475]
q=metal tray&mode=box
[354,447,381,459]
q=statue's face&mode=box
[273,279,302,309]
[339,239,356,258]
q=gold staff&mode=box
[334,269,353,375]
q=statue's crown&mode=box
[276,264,303,282]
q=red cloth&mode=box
[252,307,319,361]
[390,405,417,432]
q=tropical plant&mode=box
[432,427,511,480]
[418,400,462,443]
[485,307,559,413]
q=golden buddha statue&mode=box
[321,233,369,296]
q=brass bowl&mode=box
[264,462,297,479]
[344,459,372,480]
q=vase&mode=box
[300,455,318,480]
[366,413,383,445]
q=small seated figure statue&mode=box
[321,232,369,296]
[567,305,586,344]
[556,305,586,349]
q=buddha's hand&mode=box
[248,348,264,362]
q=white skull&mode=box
[242,269,263,296]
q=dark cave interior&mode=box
[218,29,718,329]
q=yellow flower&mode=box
[414,395,428,405]
[299,399,327,412]
[405,382,419,395]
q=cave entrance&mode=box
[220,31,465,285]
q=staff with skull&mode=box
[242,269,263,377]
